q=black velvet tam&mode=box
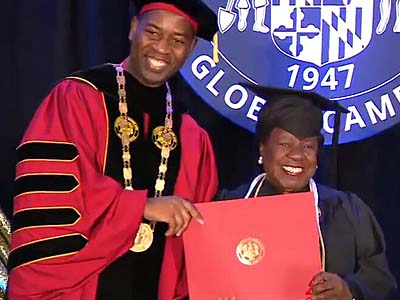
[242,83,348,141]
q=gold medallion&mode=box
[152,126,178,150]
[114,116,139,142]
[236,237,265,266]
[130,223,154,252]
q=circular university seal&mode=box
[181,0,400,144]
[236,237,265,266]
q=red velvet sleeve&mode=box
[175,114,218,205]
[8,80,147,300]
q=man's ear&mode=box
[129,17,139,41]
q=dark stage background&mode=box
[1,1,399,298]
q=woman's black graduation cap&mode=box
[242,82,349,187]
[132,0,218,42]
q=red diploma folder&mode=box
[183,192,321,300]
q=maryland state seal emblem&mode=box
[181,0,400,144]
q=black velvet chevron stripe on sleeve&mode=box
[8,234,87,271]
[11,208,81,232]
[16,141,78,163]
[14,174,79,197]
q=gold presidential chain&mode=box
[114,64,177,252]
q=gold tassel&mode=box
[213,33,219,63]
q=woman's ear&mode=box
[259,144,264,155]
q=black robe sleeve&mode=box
[340,192,397,300]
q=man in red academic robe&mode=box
[8,1,218,299]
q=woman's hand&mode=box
[309,272,353,300]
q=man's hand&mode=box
[309,272,353,300]
[144,196,204,237]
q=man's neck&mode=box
[123,57,166,88]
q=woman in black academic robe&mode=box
[220,84,397,300]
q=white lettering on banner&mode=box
[365,94,396,125]
[323,111,335,134]
[345,106,367,132]
[287,63,355,91]
[225,85,248,110]
[393,85,400,104]
[192,55,216,80]
[247,96,267,121]
[190,55,400,139]
[206,70,225,96]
